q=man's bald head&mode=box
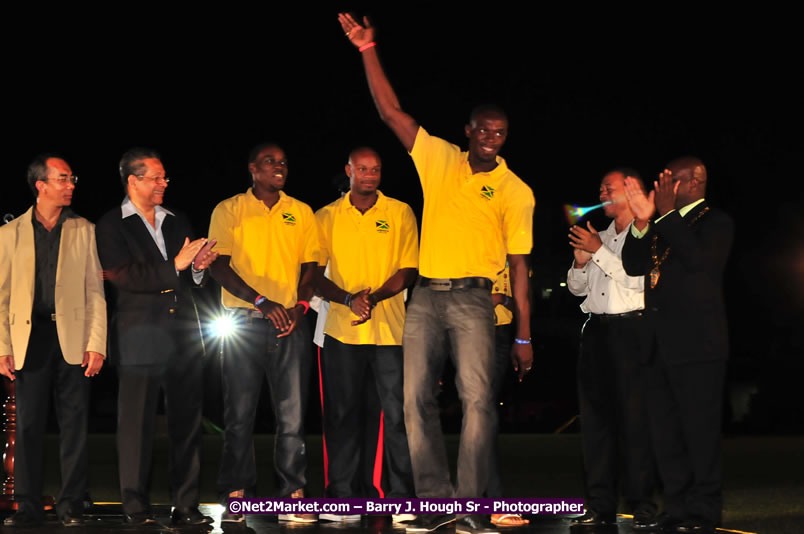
[667,156,707,209]
[345,147,382,197]
[347,146,381,166]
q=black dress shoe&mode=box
[60,511,86,527]
[124,511,158,525]
[632,511,657,530]
[676,518,716,533]
[3,510,44,527]
[172,507,213,526]
[570,510,616,526]
[221,511,245,523]
[635,513,681,531]
[405,514,456,532]
[455,514,499,534]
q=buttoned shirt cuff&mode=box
[192,269,204,285]
[566,262,589,295]
[590,245,618,275]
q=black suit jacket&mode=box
[622,201,734,365]
[95,205,203,366]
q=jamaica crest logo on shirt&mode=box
[282,212,296,226]
[480,185,495,200]
[375,220,390,233]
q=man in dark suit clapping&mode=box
[95,148,218,526]
[622,157,733,534]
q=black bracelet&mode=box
[344,293,352,307]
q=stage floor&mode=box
[0,503,664,534]
[3,434,801,533]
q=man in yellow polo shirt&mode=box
[339,14,535,534]
[208,142,320,523]
[315,147,418,518]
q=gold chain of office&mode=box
[649,206,710,289]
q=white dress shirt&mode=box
[121,197,204,285]
[566,220,644,314]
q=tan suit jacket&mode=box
[0,207,106,368]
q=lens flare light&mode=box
[563,200,613,225]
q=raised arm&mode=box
[338,13,419,152]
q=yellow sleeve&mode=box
[315,207,331,267]
[399,204,419,270]
[208,199,235,256]
[409,127,460,192]
[300,204,321,265]
[503,181,535,255]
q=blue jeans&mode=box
[402,285,496,498]
[217,314,311,498]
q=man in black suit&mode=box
[622,157,733,534]
[95,148,218,526]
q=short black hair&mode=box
[119,147,161,188]
[26,153,64,197]
[469,104,508,125]
[248,142,282,165]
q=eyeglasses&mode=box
[46,175,78,185]
[136,174,171,184]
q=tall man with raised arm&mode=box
[566,170,656,529]
[622,157,733,534]
[0,155,106,527]
[315,147,418,519]
[208,143,319,524]
[95,148,217,526]
[338,15,535,534]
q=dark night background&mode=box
[4,9,802,434]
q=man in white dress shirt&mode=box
[566,169,656,530]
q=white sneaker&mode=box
[393,514,417,523]
[319,513,361,522]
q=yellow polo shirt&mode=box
[208,188,320,309]
[316,191,418,346]
[410,127,535,281]
[493,264,513,326]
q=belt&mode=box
[231,308,268,321]
[418,276,493,291]
[588,310,644,322]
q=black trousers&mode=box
[577,314,656,515]
[14,319,90,518]
[321,335,414,498]
[116,322,204,514]
[644,350,726,524]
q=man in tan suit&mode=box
[0,154,106,527]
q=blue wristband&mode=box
[254,295,267,308]
[514,337,531,345]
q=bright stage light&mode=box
[209,315,237,339]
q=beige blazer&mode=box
[0,207,106,368]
